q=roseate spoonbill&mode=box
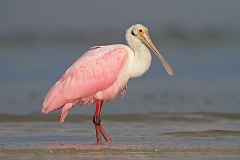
[42,24,174,142]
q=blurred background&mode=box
[1,1,240,159]
[1,0,239,115]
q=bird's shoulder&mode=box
[59,44,130,83]
[89,44,131,56]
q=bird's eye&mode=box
[138,29,143,33]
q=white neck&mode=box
[125,26,152,79]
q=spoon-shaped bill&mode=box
[141,32,174,76]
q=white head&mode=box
[127,24,174,76]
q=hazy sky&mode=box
[0,0,239,34]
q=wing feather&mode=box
[42,46,128,113]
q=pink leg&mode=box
[93,100,111,142]
[60,103,73,123]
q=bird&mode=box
[42,24,174,143]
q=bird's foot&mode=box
[60,103,73,123]
[93,116,111,142]
[120,86,127,98]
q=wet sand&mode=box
[1,112,240,160]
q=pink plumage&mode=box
[42,45,128,121]
[42,24,174,142]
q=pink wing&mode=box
[42,46,128,113]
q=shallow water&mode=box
[1,113,240,159]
